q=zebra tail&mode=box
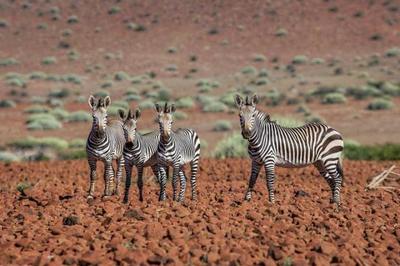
[337,159,345,187]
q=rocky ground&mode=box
[0,159,399,265]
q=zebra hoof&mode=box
[102,195,112,201]
[87,195,95,204]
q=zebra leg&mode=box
[87,159,97,200]
[172,165,180,201]
[314,161,335,204]
[264,159,276,203]
[158,165,167,201]
[114,157,124,196]
[137,165,144,202]
[151,164,160,184]
[123,162,133,204]
[190,159,199,201]
[178,168,187,202]
[104,161,115,197]
[245,161,261,201]
[326,160,343,207]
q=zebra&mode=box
[234,94,344,207]
[155,102,200,202]
[118,108,162,203]
[86,95,126,200]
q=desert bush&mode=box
[379,82,400,96]
[367,98,393,110]
[68,111,91,122]
[213,132,248,159]
[41,56,57,65]
[50,108,70,120]
[58,149,86,160]
[25,105,50,114]
[108,6,121,15]
[258,68,269,77]
[131,76,143,84]
[138,100,154,110]
[265,89,285,106]
[0,151,19,162]
[275,28,287,37]
[62,29,72,37]
[344,143,400,160]
[6,77,26,88]
[26,113,61,130]
[0,58,19,67]
[176,97,194,108]
[322,93,347,104]
[173,111,188,120]
[67,50,79,61]
[114,71,129,81]
[0,99,16,108]
[49,88,70,98]
[311,58,325,65]
[63,74,82,84]
[252,54,266,62]
[37,23,47,30]
[272,116,303,128]
[219,92,237,108]
[305,114,325,123]
[241,66,257,75]
[384,47,400,57]
[253,77,269,86]
[29,71,47,80]
[10,137,68,151]
[67,15,79,24]
[196,95,216,106]
[213,120,232,132]
[165,64,178,72]
[93,90,109,98]
[167,47,178,54]
[145,91,158,99]
[158,88,171,101]
[126,22,146,32]
[112,100,129,110]
[292,55,308,64]
[69,139,86,148]
[0,19,9,27]
[346,86,381,100]
[125,94,142,102]
[101,80,114,88]
[202,101,228,113]
[125,88,139,96]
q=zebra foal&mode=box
[86,95,126,200]
[119,108,161,203]
[155,103,200,202]
[235,94,344,207]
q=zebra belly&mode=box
[275,156,312,168]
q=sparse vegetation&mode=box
[68,111,91,122]
[41,56,57,65]
[213,120,232,132]
[272,116,304,128]
[176,97,195,108]
[138,100,154,110]
[275,28,288,37]
[345,143,400,160]
[292,55,308,64]
[213,133,248,159]
[0,58,19,67]
[67,15,79,24]
[0,99,16,108]
[173,111,188,120]
[26,113,62,130]
[367,98,393,111]
[252,54,266,62]
[384,47,400,57]
[10,137,69,151]
[202,101,228,113]
[0,151,19,162]
[322,93,347,104]
[241,66,257,75]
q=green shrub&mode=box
[344,143,400,160]
[202,101,228,112]
[0,99,16,108]
[62,29,72,37]
[305,114,325,123]
[139,100,154,110]
[254,77,269,86]
[6,77,26,88]
[67,50,79,61]
[0,19,9,28]
[125,88,139,95]
[114,71,130,81]
[29,71,47,80]
[196,95,216,106]
[367,98,393,110]
[0,151,19,162]
[25,105,50,114]
[252,54,266,62]
[48,88,70,98]
[131,76,143,84]
[346,86,381,99]
[125,94,142,102]
[272,116,303,128]
[41,56,57,65]
[213,120,232,132]
[10,137,68,151]
[311,86,339,96]
[380,82,400,96]
[258,68,269,77]
[322,93,347,104]
[292,55,308,64]
[275,28,287,37]
[165,64,177,72]
[50,108,70,120]
[158,88,171,101]
[167,47,178,54]
[126,22,146,31]
[69,138,86,148]
[101,80,114,88]
[175,97,194,108]
[213,133,248,159]
[93,90,109,98]
[26,113,61,130]
[58,149,86,160]
[67,15,79,24]
[241,66,257,75]
[0,58,19,67]
[311,58,325,65]
[384,47,400,57]
[108,6,121,15]
[68,111,91,122]
[173,111,188,120]
[265,89,285,106]
[219,92,237,108]
[48,98,64,108]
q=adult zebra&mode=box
[235,94,344,207]
[155,103,200,202]
[86,95,126,200]
[119,108,162,203]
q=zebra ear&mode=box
[170,104,176,113]
[251,94,259,106]
[234,94,244,108]
[88,95,96,109]
[155,103,162,113]
[127,109,132,119]
[104,96,111,108]
[118,109,125,120]
[135,109,141,120]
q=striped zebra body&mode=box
[123,131,160,203]
[86,96,126,200]
[235,94,344,207]
[157,128,201,202]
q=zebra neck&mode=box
[248,117,266,146]
[160,133,173,146]
[89,128,107,143]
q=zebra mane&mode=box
[254,109,273,124]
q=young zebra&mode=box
[155,103,200,202]
[86,95,126,200]
[235,94,344,207]
[119,108,161,203]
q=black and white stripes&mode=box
[86,95,126,200]
[235,94,344,207]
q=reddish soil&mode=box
[0,159,399,265]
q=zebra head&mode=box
[119,108,141,144]
[235,94,259,139]
[155,102,176,140]
[88,95,111,135]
